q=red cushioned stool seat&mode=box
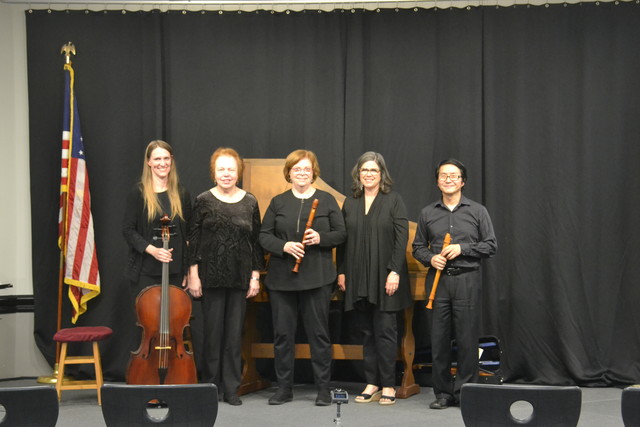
[54,326,113,342]
[53,326,113,405]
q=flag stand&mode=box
[37,234,72,384]
[37,42,78,385]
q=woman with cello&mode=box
[122,140,196,384]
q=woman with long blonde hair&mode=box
[122,140,192,298]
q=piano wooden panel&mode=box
[239,159,428,399]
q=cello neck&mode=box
[159,214,172,376]
[160,232,170,337]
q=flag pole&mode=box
[37,42,76,385]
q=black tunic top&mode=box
[188,190,264,290]
[122,184,192,282]
[337,191,412,312]
[259,189,346,292]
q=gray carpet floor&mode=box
[0,379,629,426]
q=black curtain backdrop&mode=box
[25,4,640,386]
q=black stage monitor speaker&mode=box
[101,383,218,427]
[460,383,581,427]
[622,386,640,427]
[0,385,58,427]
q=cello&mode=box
[126,214,197,385]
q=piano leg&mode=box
[396,305,421,398]
[238,298,271,395]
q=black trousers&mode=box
[201,287,246,396]
[269,285,333,391]
[355,301,398,388]
[430,269,482,402]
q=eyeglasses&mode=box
[438,173,462,182]
[360,168,380,175]
[291,167,312,174]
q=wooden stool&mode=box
[53,326,112,405]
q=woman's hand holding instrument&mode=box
[127,214,197,385]
[292,198,319,273]
[426,233,451,309]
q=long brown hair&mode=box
[140,140,184,222]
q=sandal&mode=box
[379,395,396,405]
[354,390,382,403]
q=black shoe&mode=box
[223,394,242,406]
[315,389,332,406]
[429,398,453,409]
[268,388,293,405]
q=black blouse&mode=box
[122,184,191,282]
[188,190,264,290]
[337,191,412,312]
[259,189,346,292]
[141,191,185,276]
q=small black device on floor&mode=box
[331,388,348,426]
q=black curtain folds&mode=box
[26,4,640,385]
[482,5,640,385]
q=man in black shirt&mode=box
[412,158,497,409]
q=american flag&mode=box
[59,62,100,323]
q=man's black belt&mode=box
[443,266,479,276]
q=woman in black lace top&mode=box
[187,147,263,406]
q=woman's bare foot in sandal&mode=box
[354,384,381,403]
[379,387,396,405]
[363,385,378,395]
